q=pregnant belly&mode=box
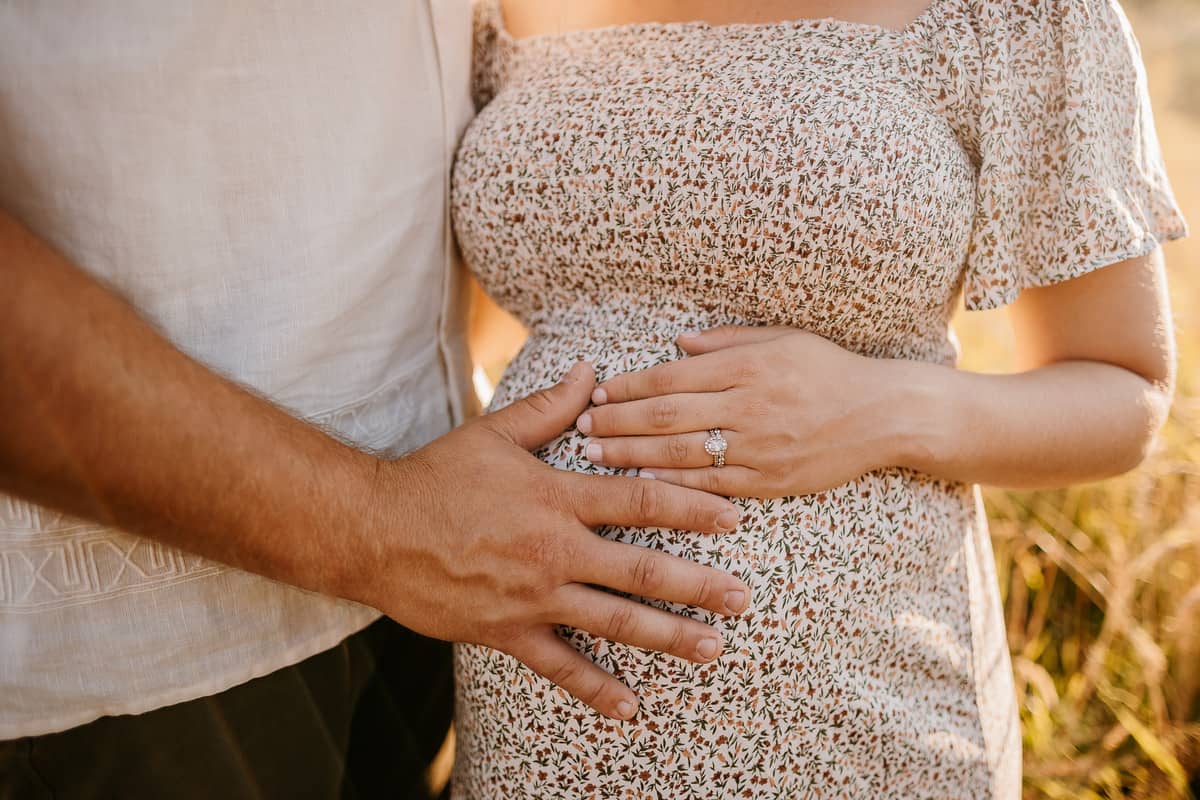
[473,298,993,784]
[490,298,979,662]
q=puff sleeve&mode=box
[961,0,1186,310]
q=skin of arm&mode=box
[0,209,753,720]
[579,250,1176,494]
[904,249,1176,486]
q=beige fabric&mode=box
[450,0,1185,797]
[0,0,474,739]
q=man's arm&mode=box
[0,210,749,720]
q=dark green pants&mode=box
[0,618,453,800]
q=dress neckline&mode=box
[488,0,947,45]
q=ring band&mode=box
[704,429,728,468]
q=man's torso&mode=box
[0,0,474,739]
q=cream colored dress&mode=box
[450,0,1186,797]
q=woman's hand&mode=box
[578,253,1174,497]
[576,326,931,498]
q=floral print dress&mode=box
[449,0,1187,797]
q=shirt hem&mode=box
[0,608,382,741]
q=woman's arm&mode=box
[577,250,1175,496]
[902,249,1174,487]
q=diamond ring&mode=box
[704,429,728,468]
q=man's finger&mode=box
[576,537,750,617]
[578,393,730,438]
[484,361,595,450]
[591,351,736,405]
[558,585,724,664]
[676,325,793,355]
[508,627,639,720]
[565,472,739,533]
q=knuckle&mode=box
[581,681,607,709]
[649,369,675,395]
[650,398,678,428]
[743,398,771,419]
[691,571,715,608]
[533,473,573,514]
[522,387,558,416]
[703,470,724,494]
[760,432,785,454]
[548,656,583,688]
[632,482,662,522]
[509,523,569,582]
[606,604,637,640]
[491,622,528,649]
[665,622,687,655]
[630,551,663,594]
[735,358,762,382]
[666,435,691,466]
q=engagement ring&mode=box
[704,429,728,468]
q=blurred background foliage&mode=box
[467,1,1200,796]
[955,1,1200,796]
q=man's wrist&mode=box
[315,448,402,608]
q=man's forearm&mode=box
[0,210,377,599]
[0,210,759,718]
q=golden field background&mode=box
[953,1,1200,796]
[467,2,1200,796]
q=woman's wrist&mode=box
[873,358,963,477]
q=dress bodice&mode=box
[452,0,1184,364]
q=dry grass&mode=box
[954,2,1200,795]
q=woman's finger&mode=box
[634,466,762,498]
[592,350,741,405]
[578,392,730,437]
[585,430,745,470]
[676,325,794,355]
[556,585,724,665]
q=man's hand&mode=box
[356,362,749,720]
[0,211,748,723]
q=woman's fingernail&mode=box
[679,330,702,339]
[616,699,638,719]
[716,509,739,531]
[585,441,603,462]
[696,637,720,660]
[592,387,608,405]
[576,413,593,434]
[639,470,656,480]
[724,590,747,614]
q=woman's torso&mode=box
[449,1,1020,796]
[454,0,980,364]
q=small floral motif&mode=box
[450,1,1186,798]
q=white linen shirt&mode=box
[0,0,475,739]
